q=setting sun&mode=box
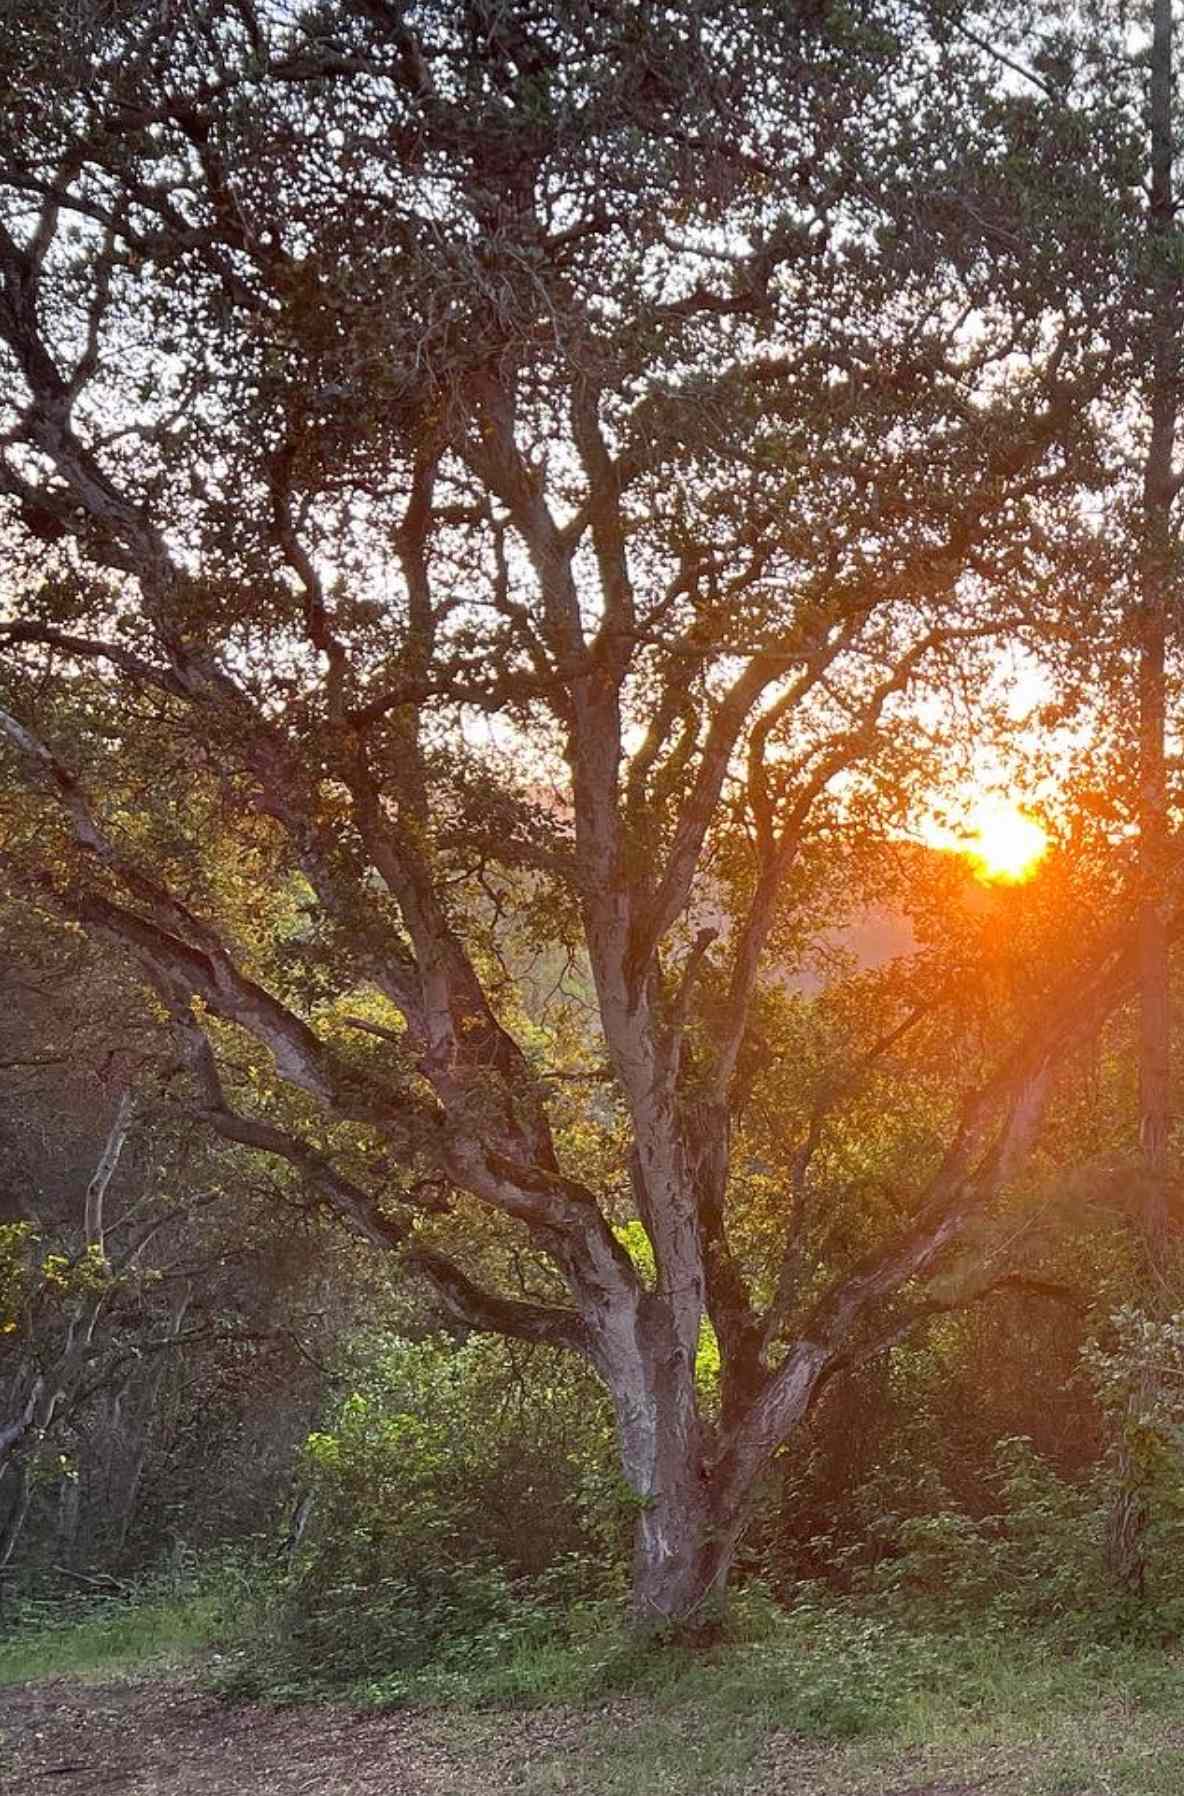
[920,800,1050,884]
[961,803,1050,884]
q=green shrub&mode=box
[824,1432,1184,1639]
[278,1331,626,1683]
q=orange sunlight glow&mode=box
[924,801,1050,885]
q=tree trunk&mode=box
[631,1482,734,1633]
[613,1292,830,1629]
[608,1301,730,1632]
[1108,0,1177,1598]
[84,1089,135,1255]
[0,1460,33,1575]
[111,1285,190,1557]
[1138,0,1175,1244]
[56,1467,80,1564]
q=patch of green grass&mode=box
[0,1588,229,1684]
[481,1647,1184,1796]
[346,1605,1184,1795]
[0,1556,269,1687]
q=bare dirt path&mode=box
[1,1672,560,1795]
[0,1670,982,1796]
[0,1667,1140,1796]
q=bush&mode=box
[278,1331,626,1682]
[820,1432,1184,1639]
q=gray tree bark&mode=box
[1108,0,1179,1597]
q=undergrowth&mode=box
[210,1574,1184,1740]
[0,1553,264,1685]
[9,1556,1184,1796]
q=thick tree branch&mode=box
[408,1243,592,1356]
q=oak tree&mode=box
[0,0,1157,1622]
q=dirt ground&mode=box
[3,1671,537,1795]
[0,1670,1082,1796]
[1,1672,574,1795]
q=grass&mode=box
[9,1585,1184,1793]
[209,1587,1184,1793]
[0,1580,249,1688]
[409,1603,1184,1793]
[429,1619,1184,1795]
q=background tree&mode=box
[0,899,356,1587]
[964,0,1184,1594]
[1109,0,1183,1596]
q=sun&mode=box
[919,799,1050,884]
[962,802,1049,884]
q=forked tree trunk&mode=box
[612,1296,829,1629]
